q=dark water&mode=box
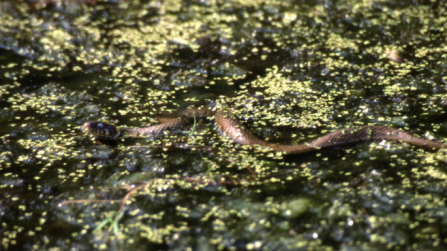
[1,0,447,250]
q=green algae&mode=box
[1,0,447,250]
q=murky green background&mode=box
[1,0,447,250]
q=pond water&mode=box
[1,0,447,250]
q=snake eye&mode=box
[97,122,104,129]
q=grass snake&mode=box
[83,108,447,154]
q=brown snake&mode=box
[83,108,447,154]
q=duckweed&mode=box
[1,0,447,250]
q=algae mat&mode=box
[1,0,447,250]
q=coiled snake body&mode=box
[83,108,447,154]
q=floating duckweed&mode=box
[1,0,447,250]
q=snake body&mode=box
[83,108,447,154]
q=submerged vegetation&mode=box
[1,0,447,250]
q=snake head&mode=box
[82,121,121,140]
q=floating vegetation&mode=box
[1,0,447,250]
